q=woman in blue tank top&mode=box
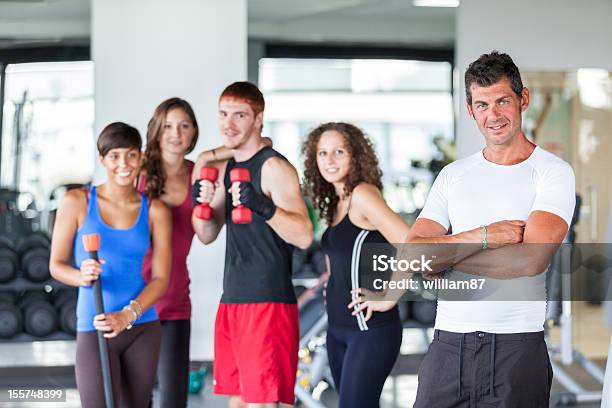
[50,122,172,408]
[302,122,411,408]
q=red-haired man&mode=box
[193,82,313,408]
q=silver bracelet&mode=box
[122,305,138,330]
[129,300,143,319]
[481,225,488,249]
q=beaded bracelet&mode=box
[122,300,143,330]
[122,305,138,330]
[481,225,488,249]
[129,300,143,319]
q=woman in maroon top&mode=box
[139,98,199,408]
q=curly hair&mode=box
[301,122,383,225]
[142,98,199,198]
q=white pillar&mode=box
[454,0,612,158]
[92,0,247,360]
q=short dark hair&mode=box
[97,122,142,157]
[219,81,265,116]
[465,51,524,105]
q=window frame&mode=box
[0,45,90,180]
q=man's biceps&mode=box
[524,213,569,242]
[273,193,306,214]
[526,211,569,230]
[409,218,447,238]
[268,175,300,202]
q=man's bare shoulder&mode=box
[262,156,297,178]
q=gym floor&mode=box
[0,302,608,407]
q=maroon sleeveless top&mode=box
[139,160,195,320]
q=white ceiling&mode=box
[0,0,456,46]
[248,0,455,20]
[0,0,89,20]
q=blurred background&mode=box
[0,0,610,406]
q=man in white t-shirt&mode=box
[353,51,575,407]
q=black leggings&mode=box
[75,321,161,408]
[154,319,191,408]
[326,321,402,408]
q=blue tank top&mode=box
[74,185,157,332]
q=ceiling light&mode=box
[414,0,459,7]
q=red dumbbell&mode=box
[230,168,252,224]
[195,166,219,220]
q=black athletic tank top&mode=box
[321,212,400,330]
[221,147,296,304]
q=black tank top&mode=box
[221,147,296,304]
[321,212,399,330]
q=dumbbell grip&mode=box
[86,250,115,408]
[196,167,218,220]
[230,168,252,224]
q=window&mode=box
[1,61,94,224]
[259,58,454,220]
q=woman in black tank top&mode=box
[302,122,411,408]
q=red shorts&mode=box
[213,302,299,404]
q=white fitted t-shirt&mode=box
[418,146,575,333]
